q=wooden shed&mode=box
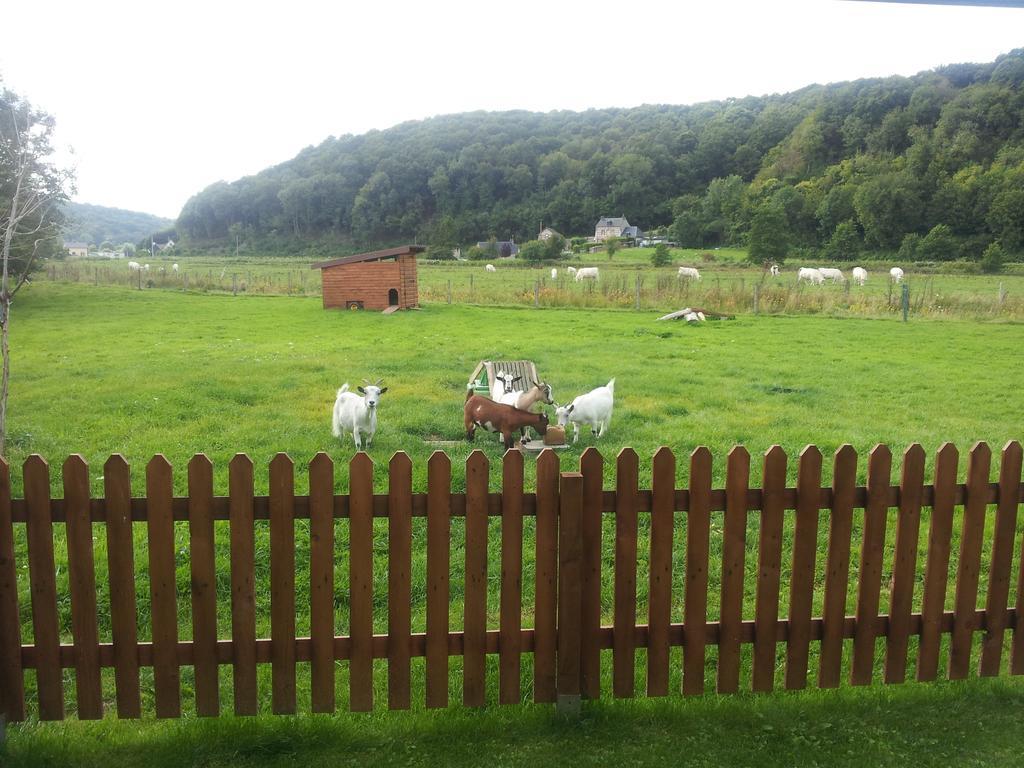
[311,245,424,311]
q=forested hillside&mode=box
[177,49,1024,262]
[63,202,173,246]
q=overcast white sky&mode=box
[1,0,1021,219]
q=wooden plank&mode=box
[463,450,489,707]
[0,458,24,722]
[753,446,786,693]
[269,454,296,714]
[647,447,674,697]
[851,445,892,685]
[25,455,63,720]
[188,454,219,716]
[579,447,604,699]
[717,446,748,694]
[309,453,336,713]
[534,449,559,703]
[948,442,991,679]
[980,441,1022,676]
[613,448,639,698]
[425,451,451,708]
[557,472,584,703]
[147,455,180,718]
[819,445,856,688]
[884,444,925,684]
[500,448,524,704]
[785,446,821,690]
[387,452,411,710]
[683,447,711,696]
[104,455,141,717]
[349,452,375,712]
[229,454,257,715]
[917,443,958,682]
[63,455,102,719]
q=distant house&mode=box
[64,242,89,259]
[538,227,563,242]
[476,240,519,258]
[594,216,643,242]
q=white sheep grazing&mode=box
[331,382,388,450]
[127,261,141,271]
[818,267,845,283]
[555,379,615,444]
[574,267,599,282]
[551,268,557,280]
[172,263,179,273]
[143,264,150,271]
[797,267,825,285]
[677,266,701,281]
[769,264,780,276]
[890,266,904,283]
[566,266,577,276]
[852,266,868,285]
[485,264,496,272]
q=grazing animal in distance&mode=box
[485,264,496,272]
[677,266,701,281]
[551,268,557,279]
[566,266,577,276]
[818,267,845,283]
[464,393,549,449]
[574,267,599,281]
[797,267,825,285]
[852,266,868,285]
[332,381,388,450]
[128,261,141,271]
[172,263,179,273]
[555,379,615,444]
[769,263,780,276]
[890,266,905,283]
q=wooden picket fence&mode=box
[1,440,1023,723]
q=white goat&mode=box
[551,268,557,280]
[566,266,577,276]
[574,267,599,282]
[852,266,868,285]
[890,266,904,283]
[489,371,522,402]
[797,267,824,285]
[818,267,845,283]
[485,264,496,272]
[677,266,701,281]
[556,379,615,444]
[172,263,179,273]
[331,382,388,450]
[127,261,141,271]
[769,264,780,276]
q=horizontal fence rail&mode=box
[0,441,1022,722]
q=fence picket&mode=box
[820,445,856,688]
[613,448,639,698]
[917,443,958,682]
[500,449,524,704]
[0,459,24,723]
[647,447,675,697]
[424,451,451,709]
[885,444,925,684]
[785,445,821,690]
[63,456,102,719]
[188,454,219,716]
[580,447,604,699]
[464,450,489,707]
[387,452,411,710]
[104,455,141,717]
[535,449,559,703]
[949,442,991,679]
[147,455,181,718]
[309,453,336,713]
[557,472,584,706]
[980,441,1022,675]
[350,452,375,712]
[269,454,296,714]
[229,454,258,715]
[753,446,785,692]
[25,456,63,720]
[684,447,711,696]
[718,446,749,693]
[851,445,891,685]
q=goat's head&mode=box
[495,372,521,394]
[535,411,549,435]
[555,403,574,427]
[532,380,554,405]
[357,379,388,409]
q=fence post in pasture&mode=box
[269,453,297,715]
[683,447,712,695]
[613,448,639,698]
[753,446,786,693]
[635,274,641,310]
[753,284,760,315]
[647,447,675,697]
[464,450,489,707]
[999,282,1007,307]
[785,446,822,690]
[147,455,181,718]
[0,459,25,725]
[309,453,336,713]
[500,449,525,704]
[819,445,856,688]
[469,274,474,301]
[556,470,583,715]
[350,452,376,712]
[426,451,452,709]
[535,278,540,308]
[229,454,258,715]
[447,280,452,304]
[535,450,560,703]
[232,274,238,296]
[137,268,142,290]
[718,446,749,694]
[580,448,604,698]
[184,272,189,292]
[901,283,910,322]
[188,454,219,716]
[387,452,413,711]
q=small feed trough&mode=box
[467,359,568,450]
[312,245,424,313]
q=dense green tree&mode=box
[918,223,958,261]
[748,205,789,265]
[824,220,861,261]
[519,240,547,262]
[650,243,672,267]
[980,241,1006,273]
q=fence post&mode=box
[447,280,452,304]
[233,274,238,296]
[901,283,909,322]
[999,282,1006,306]
[634,274,641,310]
[535,279,540,308]
[556,471,583,714]
[753,284,760,315]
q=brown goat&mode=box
[464,393,549,449]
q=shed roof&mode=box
[311,244,425,270]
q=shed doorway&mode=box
[388,288,399,306]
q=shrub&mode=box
[519,240,547,262]
[981,242,1006,274]
[650,243,672,267]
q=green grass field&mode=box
[5,281,1024,764]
